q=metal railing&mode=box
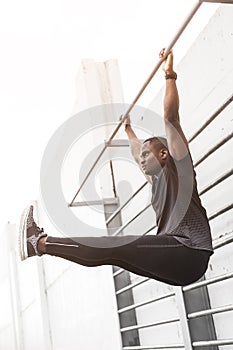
[189,94,233,143]
[69,0,233,347]
[118,291,175,314]
[122,345,184,350]
[69,0,203,206]
[120,317,180,333]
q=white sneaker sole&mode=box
[18,206,31,261]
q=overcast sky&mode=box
[0,0,218,230]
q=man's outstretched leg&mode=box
[19,205,211,286]
[19,205,137,263]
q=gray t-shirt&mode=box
[151,153,213,254]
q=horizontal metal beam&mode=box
[105,139,130,147]
[199,168,233,196]
[188,304,233,319]
[120,317,179,333]
[193,339,233,347]
[112,203,152,236]
[118,292,175,314]
[113,268,124,277]
[194,131,233,167]
[106,182,148,225]
[213,230,233,249]
[123,345,184,350]
[189,94,233,142]
[183,271,233,292]
[202,0,233,3]
[208,203,233,221]
[70,197,118,207]
[116,277,150,295]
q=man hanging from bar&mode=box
[19,49,213,286]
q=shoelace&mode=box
[32,222,44,236]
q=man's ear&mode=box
[160,148,168,160]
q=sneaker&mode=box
[19,205,47,260]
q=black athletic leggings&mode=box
[45,234,211,286]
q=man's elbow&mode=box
[164,114,179,124]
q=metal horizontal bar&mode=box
[112,203,151,236]
[69,1,202,206]
[113,268,124,277]
[116,277,150,295]
[208,203,233,221]
[120,317,179,333]
[213,230,233,249]
[183,271,233,292]
[199,168,233,196]
[189,94,233,142]
[70,197,118,207]
[118,292,175,314]
[194,131,233,167]
[202,0,233,3]
[193,339,233,347]
[106,182,148,225]
[105,139,130,147]
[123,345,184,350]
[188,304,233,319]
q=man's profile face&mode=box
[140,141,165,176]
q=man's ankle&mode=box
[38,236,47,254]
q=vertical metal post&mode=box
[104,199,140,348]
[175,287,193,350]
[36,259,53,350]
[183,277,219,350]
[6,223,24,350]
[34,200,53,350]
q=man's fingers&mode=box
[159,48,166,58]
[119,114,131,125]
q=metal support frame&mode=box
[70,0,203,206]
[202,0,233,3]
[199,168,233,195]
[120,318,180,333]
[175,288,193,350]
[194,131,233,167]
[104,199,140,348]
[118,292,175,314]
[71,197,118,207]
[112,204,152,236]
[189,94,233,143]
[68,1,233,348]
[106,182,148,225]
[7,226,24,350]
[193,339,233,347]
[122,345,184,350]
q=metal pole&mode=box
[123,345,184,350]
[118,292,175,314]
[193,339,233,347]
[189,94,233,143]
[120,318,180,333]
[70,0,203,205]
[202,0,233,3]
[106,182,148,225]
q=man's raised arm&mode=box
[160,49,189,160]
[123,116,152,184]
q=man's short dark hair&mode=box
[143,136,168,151]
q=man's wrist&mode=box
[125,124,131,132]
[165,72,177,80]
